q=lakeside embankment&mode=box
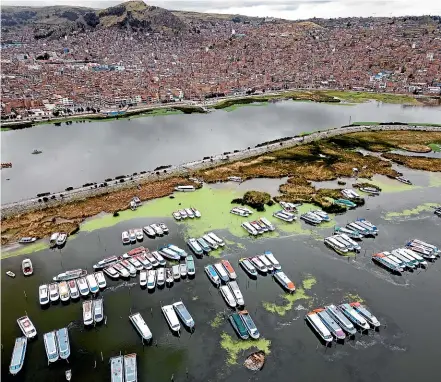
[1,123,441,246]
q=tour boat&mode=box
[338,303,370,330]
[312,210,330,222]
[67,279,80,299]
[341,188,360,199]
[6,271,15,278]
[300,212,322,225]
[242,221,258,235]
[56,327,70,360]
[239,258,258,277]
[93,298,104,323]
[355,220,378,235]
[259,217,275,231]
[147,270,156,289]
[143,225,156,236]
[120,260,137,276]
[135,254,151,270]
[229,313,249,340]
[250,221,264,234]
[174,185,195,192]
[124,353,137,382]
[77,277,90,296]
[165,268,174,285]
[159,223,169,233]
[314,308,346,341]
[406,242,437,260]
[128,256,144,271]
[391,249,419,269]
[273,270,295,293]
[173,301,195,329]
[250,256,268,273]
[151,251,166,266]
[145,251,159,267]
[59,281,70,302]
[49,283,60,302]
[197,237,211,252]
[335,199,357,209]
[372,253,403,274]
[56,232,68,246]
[398,248,428,267]
[385,252,409,270]
[179,209,188,219]
[279,201,301,212]
[160,247,181,261]
[172,212,182,220]
[18,237,37,244]
[258,254,273,271]
[231,207,250,217]
[129,312,152,341]
[95,271,107,288]
[172,264,180,281]
[185,208,195,218]
[17,316,37,339]
[50,232,60,247]
[214,262,229,282]
[151,224,163,236]
[188,238,204,256]
[39,284,50,305]
[350,302,380,328]
[113,263,130,278]
[139,270,147,287]
[191,207,201,218]
[324,236,349,255]
[129,230,136,243]
[44,331,59,363]
[86,274,99,294]
[220,285,237,308]
[221,260,237,279]
[305,311,333,343]
[410,239,439,255]
[9,337,27,375]
[228,280,245,306]
[202,234,218,249]
[21,259,33,276]
[157,268,165,286]
[186,255,196,276]
[180,263,187,277]
[396,176,412,185]
[238,310,260,339]
[272,210,296,222]
[110,356,124,382]
[208,232,225,247]
[334,234,360,252]
[205,265,220,286]
[263,251,281,270]
[334,226,364,240]
[162,304,181,332]
[122,231,130,244]
[53,269,87,282]
[325,304,357,335]
[168,244,188,258]
[134,228,144,241]
[83,300,93,325]
[359,186,380,195]
[93,255,121,269]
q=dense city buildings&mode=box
[1,2,440,118]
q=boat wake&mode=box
[346,337,377,350]
[67,320,84,331]
[106,281,138,292]
[380,340,407,352]
[350,259,411,287]
[322,349,350,362]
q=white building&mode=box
[62,98,74,107]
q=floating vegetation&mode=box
[345,293,364,303]
[302,276,317,290]
[192,296,199,301]
[220,332,271,365]
[429,143,441,152]
[210,312,225,329]
[1,241,49,259]
[384,202,440,220]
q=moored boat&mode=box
[325,304,357,335]
[191,207,201,218]
[187,238,204,256]
[231,207,250,217]
[372,253,403,274]
[202,234,218,249]
[147,270,156,289]
[145,251,159,267]
[49,283,60,302]
[391,249,419,269]
[165,268,174,285]
[186,255,196,276]
[53,269,87,282]
[56,327,70,360]
[258,254,273,271]
[259,217,275,231]
[134,228,144,241]
[56,232,68,246]
[197,237,211,252]
[273,270,295,293]
[93,255,121,269]
[129,312,152,341]
[50,232,60,247]
[123,353,137,382]
[220,285,237,308]
[9,337,27,375]
[238,310,260,339]
[350,302,380,328]
[229,313,249,340]
[205,265,220,285]
[263,251,281,270]
[334,199,357,209]
[43,331,59,363]
[172,265,180,281]
[162,305,181,332]
[83,300,93,326]
[208,232,225,247]
[249,256,268,273]
[359,187,380,195]
[185,208,195,218]
[396,176,412,185]
[39,284,50,305]
[300,212,322,225]
[324,236,349,255]
[136,254,152,269]
[122,231,130,244]
[410,239,439,255]
[173,301,195,329]
[110,355,124,382]
[77,277,90,296]
[180,263,187,278]
[159,247,181,261]
[214,262,230,283]
[227,280,244,306]
[172,211,182,221]
[159,223,169,233]
[86,274,99,294]
[129,230,136,243]
[150,224,163,236]
[250,221,264,234]
[305,311,333,343]
[21,259,33,276]
[95,271,107,289]
[339,303,370,330]
[279,201,301,212]
[6,271,15,278]
[18,237,37,244]
[312,210,330,222]
[17,316,37,339]
[59,281,70,302]
[239,258,258,277]
[139,270,147,287]
[168,244,187,258]
[334,226,364,240]
[399,248,428,267]
[151,251,166,266]
[174,185,195,192]
[157,268,165,286]
[273,210,296,222]
[67,279,80,299]
[315,308,346,340]
[242,221,258,235]
[128,256,144,271]
[143,225,156,236]
[113,263,130,278]
[221,260,237,279]
[120,260,137,276]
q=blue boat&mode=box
[335,199,357,209]
[205,265,220,285]
[43,331,59,363]
[56,327,70,360]
[159,247,181,261]
[197,237,211,253]
[187,238,204,256]
[168,244,188,258]
[173,301,195,329]
[9,337,27,375]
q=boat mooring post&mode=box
[94,359,97,368]
[101,351,104,362]
[23,290,27,299]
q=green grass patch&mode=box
[429,143,441,152]
[320,90,420,105]
[220,332,271,365]
[1,241,49,259]
[1,127,12,131]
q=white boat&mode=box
[188,238,204,256]
[173,301,195,329]
[325,304,357,336]
[120,260,137,276]
[143,225,156,236]
[191,207,201,218]
[324,236,349,255]
[49,283,60,302]
[130,200,137,210]
[279,201,300,212]
[197,237,211,252]
[18,237,37,244]
[9,336,27,375]
[129,312,152,341]
[180,263,187,277]
[391,249,418,269]
[93,298,104,323]
[214,262,230,283]
[186,255,196,276]
[95,271,107,289]
[179,209,188,218]
[129,230,136,243]
[174,185,195,192]
[166,268,174,284]
[221,260,237,279]
[134,228,144,241]
[250,221,264,234]
[333,234,359,252]
[227,280,245,306]
[231,207,250,217]
[21,259,33,276]
[220,285,237,308]
[398,248,428,267]
[39,284,50,305]
[124,353,137,382]
[159,223,169,233]
[350,302,380,328]
[86,274,99,294]
[168,244,188,258]
[17,316,37,339]
[172,211,181,220]
[128,256,144,271]
[140,270,147,287]
[44,331,59,363]
[162,305,181,332]
[59,281,70,302]
[113,263,130,278]
[313,210,331,222]
[83,300,93,325]
[259,217,275,231]
[56,232,67,246]
[239,207,253,215]
[258,254,273,271]
[339,303,370,330]
[341,188,360,199]
[56,327,70,360]
[53,269,87,282]
[93,255,121,269]
[202,234,218,249]
[160,247,181,260]
[151,251,166,266]
[122,231,130,244]
[172,265,180,280]
[250,256,268,273]
[145,251,159,267]
[305,311,333,343]
[239,258,258,277]
[150,224,163,236]
[137,254,152,269]
[263,251,281,270]
[67,279,80,299]
[110,356,124,382]
[147,270,156,289]
[6,271,15,278]
[77,277,90,296]
[185,208,195,218]
[208,232,225,246]
[273,270,296,293]
[65,369,72,381]
[255,219,268,232]
[273,210,295,222]
[227,176,243,182]
[242,222,258,235]
[411,239,439,254]
[157,268,165,286]
[50,232,60,247]
[238,310,260,339]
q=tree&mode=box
[52,110,60,117]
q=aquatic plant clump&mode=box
[220,332,271,365]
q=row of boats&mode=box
[82,298,104,325]
[111,353,137,382]
[172,207,201,220]
[9,326,71,375]
[324,234,361,255]
[122,223,169,244]
[139,258,196,288]
[187,232,225,254]
[372,239,439,274]
[39,272,106,305]
[300,210,330,225]
[434,206,441,217]
[241,218,275,235]
[334,218,379,239]
[230,206,254,217]
[49,232,68,248]
[306,302,380,344]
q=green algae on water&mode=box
[345,293,364,303]
[210,312,225,329]
[302,276,317,290]
[1,241,49,260]
[220,332,271,365]
[384,202,440,220]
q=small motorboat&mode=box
[151,251,166,266]
[83,300,93,326]
[259,217,275,231]
[172,211,181,221]
[185,208,195,218]
[191,207,201,218]
[143,225,156,236]
[134,228,144,241]
[305,311,333,343]
[6,270,16,278]
[339,303,370,331]
[258,254,273,271]
[145,252,159,267]
[172,265,180,281]
[359,187,380,195]
[186,255,196,276]
[77,277,90,296]
[65,370,72,381]
[21,258,34,275]
[31,149,43,154]
[180,263,187,278]
[110,356,124,382]
[207,232,225,247]
[312,210,330,222]
[156,268,165,286]
[137,254,152,269]
[49,283,60,302]
[314,308,346,341]
[120,260,137,276]
[56,232,68,246]
[113,263,130,278]
[249,256,268,273]
[95,271,107,289]
[17,316,37,339]
[228,280,245,306]
[231,207,250,217]
[140,270,147,287]
[396,176,412,185]
[334,199,357,209]
[67,279,80,299]
[50,232,60,247]
[39,284,50,305]
[165,268,174,285]
[162,305,181,332]
[86,274,99,294]
[129,230,136,243]
[128,256,144,271]
[58,281,70,302]
[300,212,322,225]
[159,223,169,233]
[147,270,156,289]
[202,234,218,249]
[242,222,258,235]
[179,209,188,219]
[93,298,104,323]
[18,237,37,244]
[122,231,130,244]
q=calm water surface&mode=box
[1,101,440,203]
[1,180,440,382]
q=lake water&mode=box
[1,176,440,382]
[1,101,441,204]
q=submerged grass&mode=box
[220,332,271,365]
[384,202,440,220]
